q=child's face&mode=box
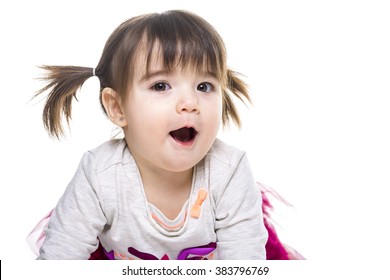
[122,55,223,173]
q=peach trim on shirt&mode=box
[151,212,187,230]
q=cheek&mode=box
[209,95,223,121]
[202,97,223,132]
[125,101,168,134]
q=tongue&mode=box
[170,127,194,142]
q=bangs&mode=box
[141,11,227,83]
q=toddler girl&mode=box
[33,10,268,260]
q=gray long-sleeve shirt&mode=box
[38,138,267,260]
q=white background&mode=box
[1,0,389,267]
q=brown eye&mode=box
[197,82,213,93]
[152,82,171,92]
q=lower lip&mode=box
[170,135,197,148]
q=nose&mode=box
[176,90,200,114]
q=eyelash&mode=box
[149,82,215,93]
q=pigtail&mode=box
[34,65,94,139]
[223,69,252,127]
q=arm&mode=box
[214,153,268,259]
[38,152,107,259]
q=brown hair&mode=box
[35,10,251,139]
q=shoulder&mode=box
[204,138,249,183]
[206,138,246,169]
[205,139,257,206]
[82,138,131,173]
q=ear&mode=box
[101,87,128,127]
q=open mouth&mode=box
[169,127,197,143]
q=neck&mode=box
[141,166,193,193]
[133,154,193,196]
[138,163,193,219]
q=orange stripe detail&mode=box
[151,212,187,230]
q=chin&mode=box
[163,159,200,173]
[166,164,195,173]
